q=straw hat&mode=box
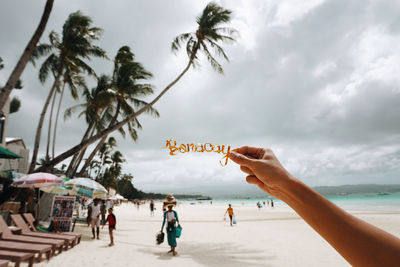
[163,194,177,207]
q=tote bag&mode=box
[176,225,182,238]
[232,217,237,225]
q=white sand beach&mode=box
[34,202,400,267]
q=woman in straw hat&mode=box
[161,194,180,255]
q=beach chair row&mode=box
[0,213,82,266]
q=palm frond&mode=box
[64,103,86,120]
[131,99,159,117]
[74,58,97,77]
[201,42,223,74]
[127,121,138,141]
[171,32,194,53]
[206,39,229,61]
[38,54,59,83]
[31,43,54,66]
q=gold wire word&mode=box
[163,139,231,166]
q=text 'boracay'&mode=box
[163,139,231,166]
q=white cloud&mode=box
[268,0,326,27]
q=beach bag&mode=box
[232,217,237,225]
[176,225,182,238]
[156,231,164,245]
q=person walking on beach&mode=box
[100,200,106,224]
[161,194,180,256]
[102,208,116,246]
[225,204,234,226]
[229,146,400,266]
[88,199,101,239]
[150,200,155,217]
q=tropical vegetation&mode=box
[0,2,236,200]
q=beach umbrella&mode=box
[11,172,63,219]
[11,172,62,188]
[40,177,72,195]
[64,177,107,199]
[115,194,125,200]
[40,185,71,195]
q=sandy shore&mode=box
[34,202,400,267]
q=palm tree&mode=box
[76,46,159,177]
[63,75,114,176]
[35,2,236,172]
[0,0,54,110]
[29,11,107,173]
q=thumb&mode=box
[229,151,254,167]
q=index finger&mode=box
[232,146,260,157]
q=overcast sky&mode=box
[1,0,400,195]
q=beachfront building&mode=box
[0,138,30,173]
[0,98,9,146]
[0,98,30,173]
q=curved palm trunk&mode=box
[35,53,196,172]
[52,82,66,159]
[0,0,54,110]
[69,124,96,177]
[46,89,57,159]
[77,103,121,177]
[29,73,61,173]
[65,122,94,176]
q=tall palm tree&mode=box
[35,2,236,172]
[0,0,54,110]
[76,46,159,177]
[63,75,114,176]
[29,11,106,173]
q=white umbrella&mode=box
[65,177,107,199]
[12,172,63,218]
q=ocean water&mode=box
[183,193,400,213]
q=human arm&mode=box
[174,211,180,226]
[229,146,400,266]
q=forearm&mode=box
[281,177,400,266]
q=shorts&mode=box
[90,218,100,228]
[229,215,233,220]
[109,225,115,230]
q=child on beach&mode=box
[224,204,234,226]
[102,208,116,246]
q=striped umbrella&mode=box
[64,177,107,199]
[40,177,72,195]
[11,172,63,188]
[11,172,63,219]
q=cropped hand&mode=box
[229,146,294,199]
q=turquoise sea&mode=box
[183,193,400,212]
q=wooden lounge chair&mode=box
[0,216,64,256]
[0,249,34,267]
[0,259,9,267]
[0,240,52,262]
[11,214,76,249]
[23,213,81,244]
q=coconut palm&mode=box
[63,75,114,176]
[35,2,236,172]
[29,11,106,173]
[76,46,159,177]
[0,0,54,110]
